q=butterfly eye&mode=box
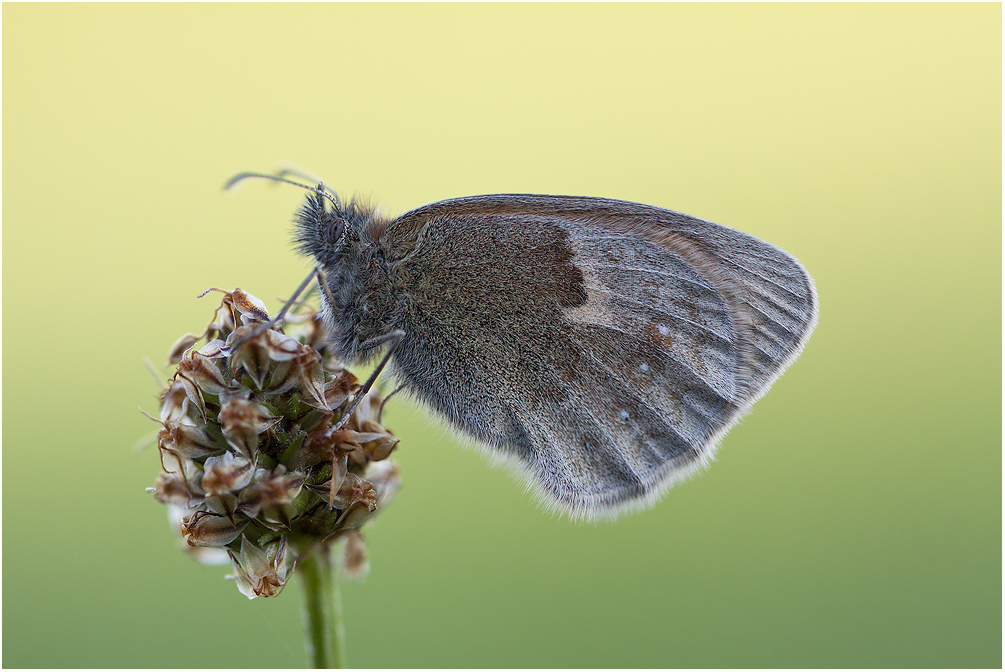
[324,218,345,244]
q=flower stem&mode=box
[297,545,347,668]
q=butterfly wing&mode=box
[383,195,817,519]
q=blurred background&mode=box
[2,4,1000,668]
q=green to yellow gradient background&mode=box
[3,4,1000,668]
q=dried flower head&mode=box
[147,288,401,598]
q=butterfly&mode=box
[230,173,818,520]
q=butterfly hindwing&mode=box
[383,195,817,518]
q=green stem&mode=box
[297,545,347,668]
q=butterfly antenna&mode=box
[276,168,343,203]
[276,167,322,183]
[225,171,344,217]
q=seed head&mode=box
[147,289,401,598]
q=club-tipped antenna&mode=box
[275,168,343,203]
[225,171,344,216]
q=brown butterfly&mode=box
[229,173,818,520]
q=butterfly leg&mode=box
[332,330,406,429]
[229,266,322,349]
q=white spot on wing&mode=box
[658,324,670,336]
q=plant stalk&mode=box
[297,545,346,668]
